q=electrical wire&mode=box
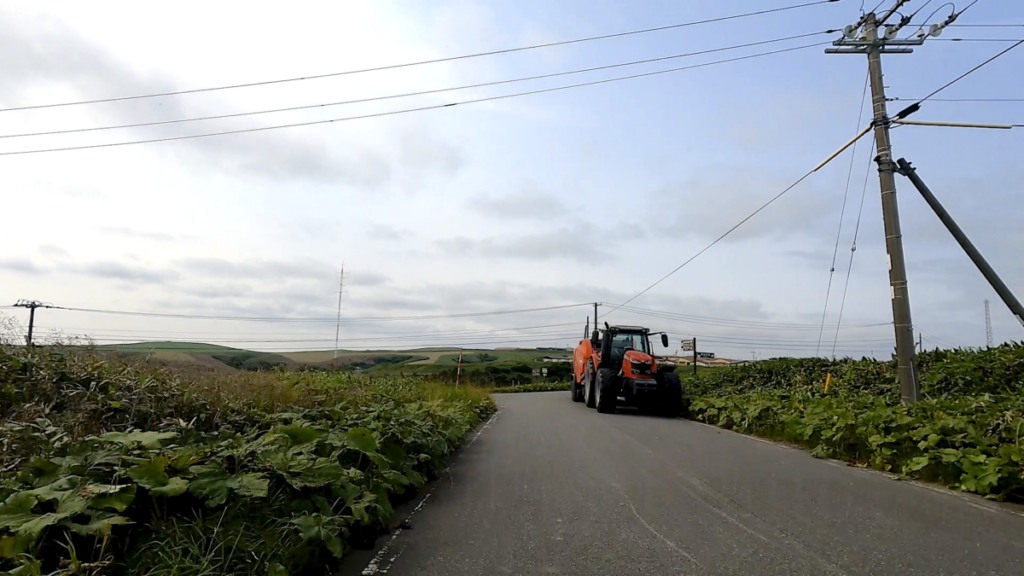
[920,2,956,27]
[910,39,1024,106]
[0,1,841,114]
[816,70,870,356]
[889,97,1024,102]
[51,303,591,323]
[37,330,583,345]
[959,0,981,15]
[932,38,1024,42]
[602,167,819,318]
[0,41,830,157]
[831,139,876,359]
[613,304,891,330]
[0,32,833,140]
[31,321,581,338]
[58,335,584,352]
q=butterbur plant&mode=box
[0,346,494,575]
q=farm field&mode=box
[0,344,494,574]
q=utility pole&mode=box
[332,264,345,371]
[455,347,464,387]
[985,300,994,348]
[593,302,599,335]
[918,332,923,353]
[13,300,53,346]
[828,4,921,403]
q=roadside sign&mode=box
[697,352,715,360]
[681,339,694,351]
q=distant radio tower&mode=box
[333,264,345,370]
[985,299,993,348]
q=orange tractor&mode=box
[571,322,683,415]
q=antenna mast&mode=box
[985,299,993,348]
[333,264,345,370]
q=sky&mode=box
[1,0,1022,360]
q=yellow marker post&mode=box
[824,373,832,393]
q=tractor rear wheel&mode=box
[596,368,617,414]
[584,362,596,408]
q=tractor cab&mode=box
[596,325,669,372]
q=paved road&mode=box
[351,392,1024,576]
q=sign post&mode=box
[681,338,696,375]
[693,337,697,376]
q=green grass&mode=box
[0,345,494,574]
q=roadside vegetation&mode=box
[0,344,494,575]
[684,344,1024,502]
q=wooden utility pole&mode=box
[13,300,53,346]
[828,4,920,403]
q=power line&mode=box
[75,335,583,352]
[51,303,591,323]
[817,70,870,356]
[931,38,1024,42]
[604,168,819,317]
[33,321,580,338]
[0,41,830,157]
[43,330,583,345]
[831,140,876,359]
[889,97,1024,102]
[0,1,840,114]
[0,32,832,140]
[910,39,1024,106]
[613,305,892,330]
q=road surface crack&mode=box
[625,499,704,570]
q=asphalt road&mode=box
[350,392,1024,576]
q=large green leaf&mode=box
[86,484,137,513]
[190,463,267,507]
[345,428,378,454]
[229,474,269,499]
[16,458,60,488]
[150,477,189,497]
[0,492,38,531]
[17,512,66,537]
[290,514,344,558]
[286,459,345,489]
[129,456,171,488]
[100,430,177,449]
[275,424,323,446]
[24,476,79,503]
[67,513,133,537]
[189,463,231,507]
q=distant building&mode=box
[540,356,571,363]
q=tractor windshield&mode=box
[609,331,649,361]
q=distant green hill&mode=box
[97,342,569,373]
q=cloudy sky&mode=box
[1,0,1022,359]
